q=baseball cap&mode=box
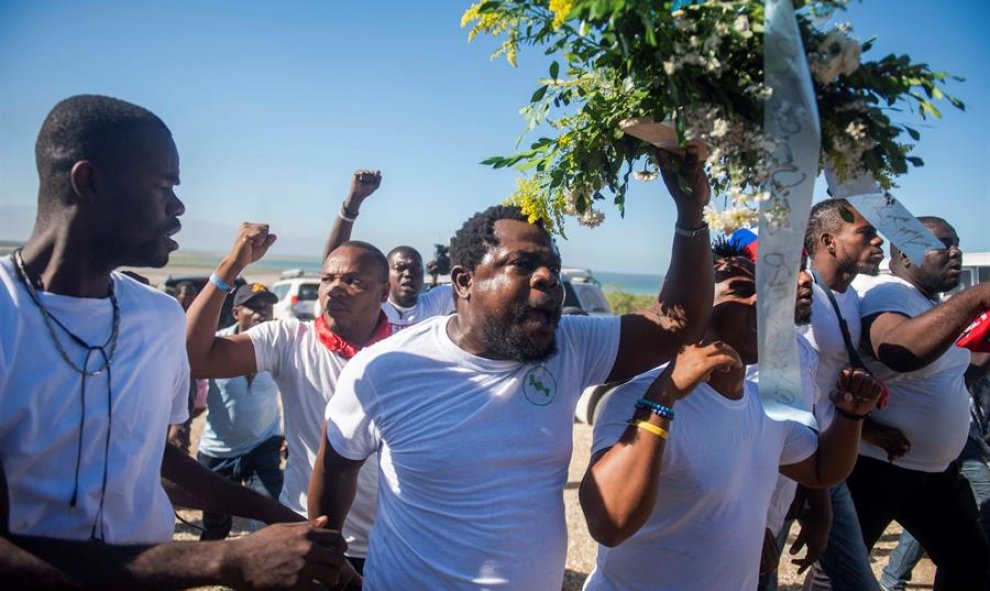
[233,282,278,307]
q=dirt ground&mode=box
[176,418,935,590]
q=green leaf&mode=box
[549,60,559,80]
[839,207,855,223]
[906,156,924,167]
[948,96,966,111]
[903,126,920,141]
[531,85,548,102]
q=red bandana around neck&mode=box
[313,311,391,359]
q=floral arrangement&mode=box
[462,0,963,234]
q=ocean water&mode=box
[594,271,664,295]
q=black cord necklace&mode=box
[11,249,120,542]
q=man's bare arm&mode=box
[863,283,990,373]
[1,522,347,591]
[321,170,382,261]
[161,444,301,524]
[581,344,741,547]
[607,149,713,383]
[307,425,363,531]
[185,223,276,379]
[781,369,882,487]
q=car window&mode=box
[270,283,291,301]
[572,283,611,314]
[297,283,319,301]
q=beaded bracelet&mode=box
[636,398,675,421]
[629,419,669,440]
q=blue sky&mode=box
[1,0,987,274]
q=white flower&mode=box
[578,209,605,228]
[689,35,700,48]
[715,21,729,36]
[633,169,659,182]
[733,15,752,38]
[846,121,867,141]
[663,60,677,75]
[710,118,730,138]
[812,30,862,84]
[705,56,722,72]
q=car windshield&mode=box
[298,283,319,301]
[572,283,611,314]
[270,284,290,301]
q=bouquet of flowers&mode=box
[463,0,963,235]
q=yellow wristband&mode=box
[630,420,669,440]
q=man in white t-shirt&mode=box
[794,198,887,590]
[309,149,717,590]
[580,252,882,591]
[318,171,455,333]
[849,216,990,590]
[1,95,347,589]
[186,222,391,581]
[380,246,455,333]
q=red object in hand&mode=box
[957,309,990,353]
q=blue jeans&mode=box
[818,481,882,591]
[196,435,284,540]
[758,482,879,591]
[879,455,990,591]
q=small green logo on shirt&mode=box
[523,365,557,406]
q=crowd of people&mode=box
[1,94,988,591]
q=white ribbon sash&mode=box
[824,167,943,266]
[757,0,819,426]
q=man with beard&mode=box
[579,250,882,591]
[186,224,390,583]
[0,95,347,589]
[799,198,887,591]
[308,149,715,590]
[320,171,454,333]
[849,217,990,590]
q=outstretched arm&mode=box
[781,369,883,487]
[607,149,713,383]
[161,444,301,524]
[1,522,347,590]
[580,343,742,547]
[863,283,990,373]
[321,170,382,261]
[185,223,276,379]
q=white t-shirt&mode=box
[798,281,861,431]
[748,333,821,534]
[381,283,455,333]
[326,314,621,590]
[584,371,818,591]
[0,258,189,544]
[854,274,971,472]
[248,318,379,558]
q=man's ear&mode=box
[451,265,472,301]
[69,160,97,205]
[821,232,836,256]
[379,280,389,303]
